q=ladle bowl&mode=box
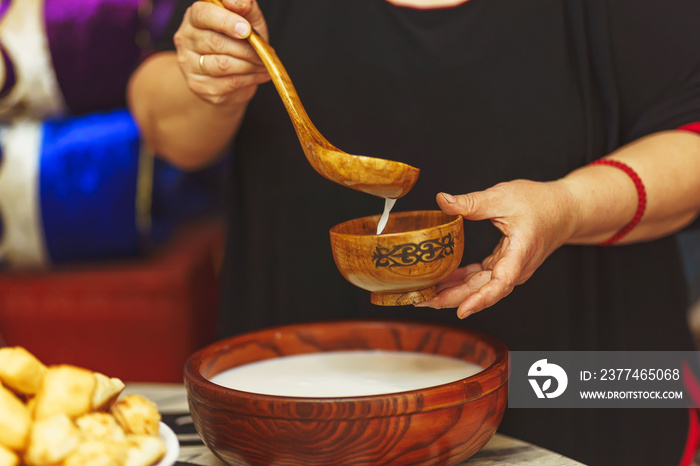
[203,0,420,199]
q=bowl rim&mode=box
[184,319,508,420]
[329,210,462,238]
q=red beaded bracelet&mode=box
[679,122,700,134]
[588,159,647,245]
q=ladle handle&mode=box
[245,30,330,148]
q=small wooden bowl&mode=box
[329,210,464,305]
[184,320,509,466]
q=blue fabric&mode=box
[39,109,141,263]
[150,157,225,244]
[37,109,224,265]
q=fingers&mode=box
[180,4,265,67]
[191,51,267,78]
[189,3,251,39]
[416,268,493,315]
[418,264,518,319]
[417,230,526,318]
[192,0,267,40]
[426,180,569,319]
[455,250,522,317]
[454,273,512,319]
[174,1,271,105]
[179,47,269,105]
[221,0,268,39]
[435,263,483,292]
[186,72,269,105]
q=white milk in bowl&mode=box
[209,350,483,397]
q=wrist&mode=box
[588,159,646,245]
[557,161,641,245]
[550,177,586,245]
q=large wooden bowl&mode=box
[329,211,464,305]
[184,320,509,466]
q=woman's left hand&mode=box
[417,179,578,318]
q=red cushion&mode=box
[0,220,223,382]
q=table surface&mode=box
[125,383,586,466]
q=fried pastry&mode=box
[75,412,126,443]
[33,365,95,420]
[92,373,125,411]
[0,348,168,466]
[62,440,127,466]
[0,445,19,466]
[0,384,31,452]
[0,347,47,396]
[123,435,166,466]
[24,414,80,466]
[110,394,161,436]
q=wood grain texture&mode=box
[185,320,508,466]
[202,0,419,199]
[330,211,464,305]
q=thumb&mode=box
[436,191,496,221]
[222,0,268,39]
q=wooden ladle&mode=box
[203,0,419,198]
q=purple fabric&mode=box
[44,0,142,114]
[0,0,10,19]
[148,0,178,43]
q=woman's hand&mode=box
[175,0,271,106]
[417,179,579,318]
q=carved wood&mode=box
[203,0,419,198]
[330,210,464,305]
[185,320,508,466]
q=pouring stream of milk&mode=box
[376,198,396,235]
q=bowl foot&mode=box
[370,287,437,306]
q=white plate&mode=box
[155,422,180,466]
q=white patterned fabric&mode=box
[0,0,66,121]
[0,0,221,269]
[0,120,47,266]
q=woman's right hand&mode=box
[174,0,271,107]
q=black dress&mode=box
[161,1,700,464]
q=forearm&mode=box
[127,52,246,169]
[427,130,700,315]
[560,130,700,245]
